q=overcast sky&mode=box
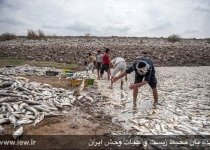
[0,0,209,38]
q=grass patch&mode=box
[0,58,79,70]
[6,58,24,64]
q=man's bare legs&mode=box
[109,78,124,89]
[108,76,114,89]
[120,81,123,89]
[107,69,110,80]
[133,86,138,105]
[152,88,158,103]
[133,87,158,106]
[97,71,100,79]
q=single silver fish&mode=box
[53,100,62,109]
[33,105,51,113]
[16,118,33,126]
[13,126,23,140]
[23,104,38,117]
[73,79,85,96]
[0,118,10,125]
[8,112,17,128]
[0,125,6,134]
[32,112,45,127]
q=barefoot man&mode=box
[108,57,127,89]
[112,57,158,105]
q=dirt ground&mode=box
[1,75,131,149]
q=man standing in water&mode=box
[112,57,158,105]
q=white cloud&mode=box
[0,0,209,38]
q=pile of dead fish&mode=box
[0,64,62,76]
[88,67,210,136]
[87,66,210,149]
[0,75,79,139]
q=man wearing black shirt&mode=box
[112,57,158,105]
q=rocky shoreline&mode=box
[0,37,210,67]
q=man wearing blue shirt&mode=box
[112,57,158,105]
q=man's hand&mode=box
[112,76,119,83]
[129,83,137,89]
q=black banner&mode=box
[0,135,210,150]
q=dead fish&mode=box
[17,86,32,93]
[16,118,33,126]
[44,112,65,117]
[0,114,6,119]
[0,97,18,104]
[61,102,73,107]
[25,114,36,120]
[32,112,45,127]
[0,118,10,125]
[129,119,139,125]
[23,104,38,117]
[11,103,19,111]
[20,99,40,105]
[53,100,62,109]
[73,79,85,96]
[40,104,58,111]
[33,105,51,113]
[70,97,76,105]
[120,109,129,114]
[1,103,14,112]
[14,76,29,82]
[121,100,132,105]
[19,102,27,110]
[26,111,34,115]
[0,125,6,134]
[13,126,23,140]
[0,105,8,113]
[77,95,83,100]
[131,125,141,132]
[169,129,185,135]
[8,112,17,128]
[85,96,94,103]
[110,102,123,108]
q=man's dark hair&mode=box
[138,61,146,68]
[105,48,110,53]
[97,50,101,53]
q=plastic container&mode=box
[46,71,59,76]
[87,79,94,85]
[70,79,88,87]
[62,69,72,74]
[6,65,16,68]
[66,73,74,77]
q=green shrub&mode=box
[167,34,181,42]
[0,32,17,41]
